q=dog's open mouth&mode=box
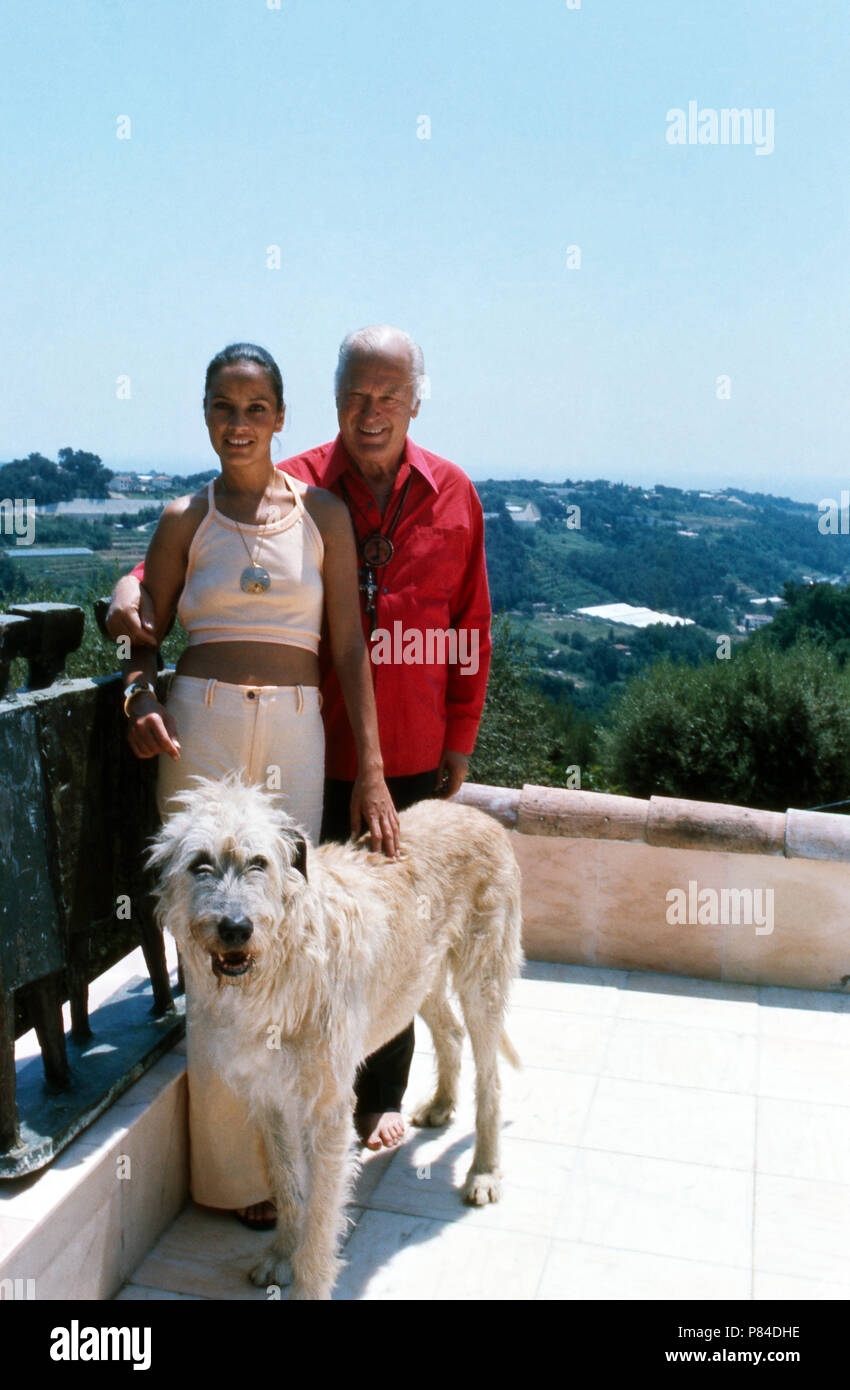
[211,950,254,979]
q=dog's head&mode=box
[149,774,310,988]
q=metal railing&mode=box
[0,603,181,1177]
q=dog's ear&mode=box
[289,831,308,881]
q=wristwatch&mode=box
[123,680,156,717]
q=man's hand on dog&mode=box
[351,768,401,858]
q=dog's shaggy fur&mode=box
[150,774,523,1301]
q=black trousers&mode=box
[320,769,439,1113]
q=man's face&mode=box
[336,349,420,476]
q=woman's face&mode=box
[204,361,285,469]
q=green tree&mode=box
[57,447,113,498]
[758,581,850,655]
[597,640,850,812]
[482,510,536,610]
[470,615,592,788]
[175,469,218,491]
[0,453,74,506]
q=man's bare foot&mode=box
[355,1110,405,1150]
[235,1200,276,1231]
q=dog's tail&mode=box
[499,1031,521,1069]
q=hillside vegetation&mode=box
[479,478,846,622]
[5,459,850,814]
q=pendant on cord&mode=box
[362,534,394,567]
[240,565,272,594]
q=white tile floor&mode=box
[117,962,850,1301]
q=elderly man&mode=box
[108,325,491,1221]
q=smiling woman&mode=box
[115,341,400,1217]
[203,345,284,496]
[120,343,397,850]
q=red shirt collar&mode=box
[323,434,439,495]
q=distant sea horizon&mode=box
[95,462,828,512]
[2,446,839,511]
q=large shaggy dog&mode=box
[150,776,523,1301]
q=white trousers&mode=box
[157,675,324,1208]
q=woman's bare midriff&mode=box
[176,641,320,688]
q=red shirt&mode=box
[284,436,491,779]
[135,435,491,780]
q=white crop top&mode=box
[177,475,324,653]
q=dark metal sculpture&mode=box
[0,603,184,1178]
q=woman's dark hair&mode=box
[203,343,284,411]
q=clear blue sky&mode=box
[1,0,847,502]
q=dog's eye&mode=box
[246,856,268,873]
[189,856,215,876]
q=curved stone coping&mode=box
[452,782,521,827]
[785,808,850,863]
[2,698,843,866]
[454,783,850,864]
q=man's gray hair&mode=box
[334,325,426,405]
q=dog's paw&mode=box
[410,1096,456,1128]
[249,1250,293,1289]
[462,1171,502,1206]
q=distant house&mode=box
[111,475,136,493]
[506,503,541,526]
[743,613,774,632]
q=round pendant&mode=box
[240,565,271,594]
[362,533,394,567]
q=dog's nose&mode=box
[217,916,253,946]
